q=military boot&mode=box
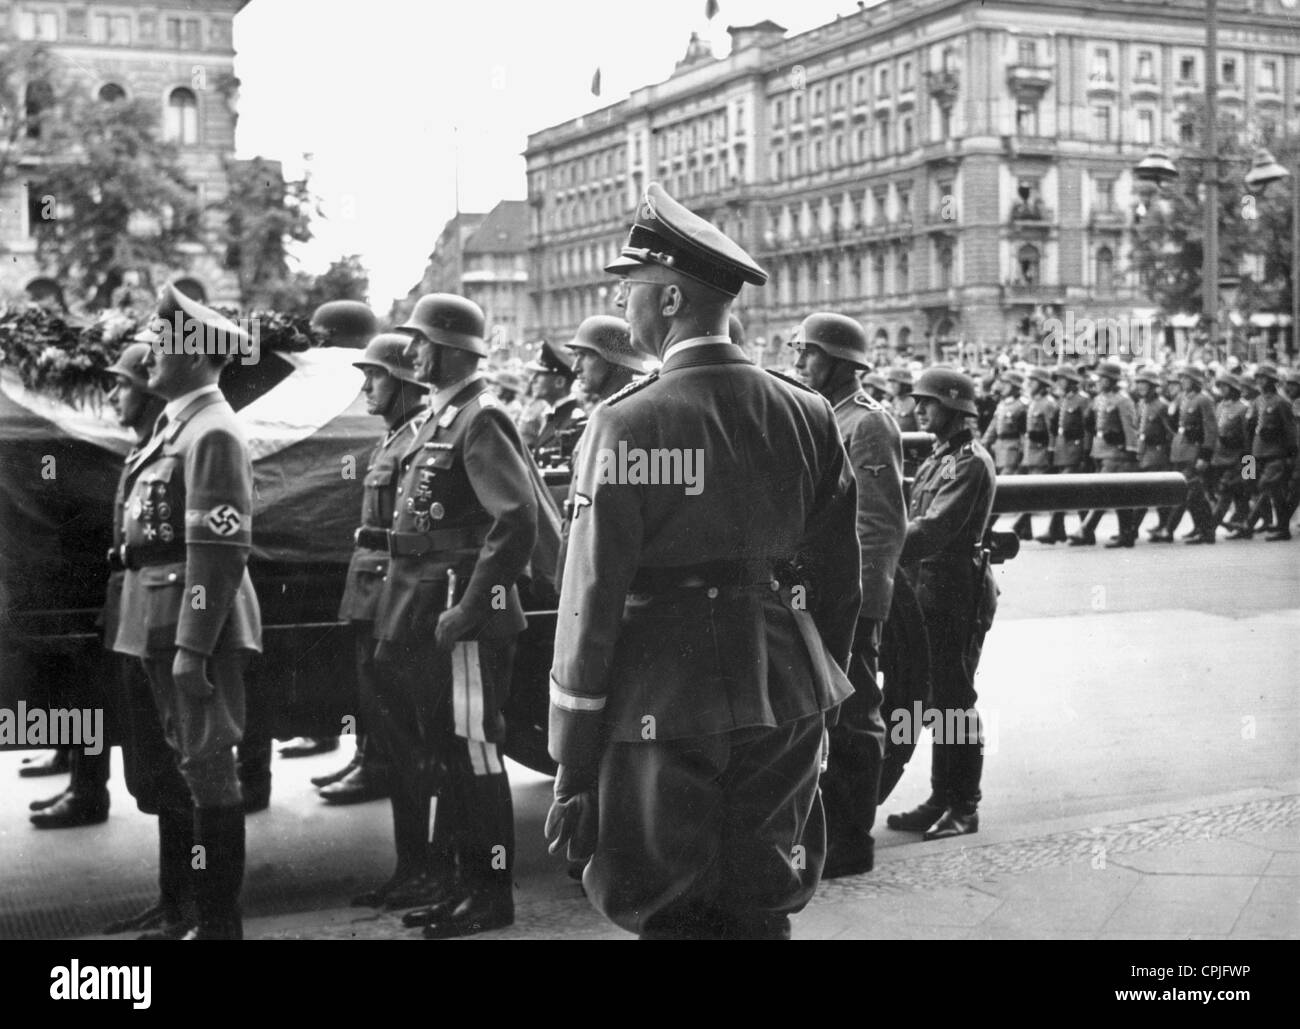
[184,805,245,940]
[106,806,195,939]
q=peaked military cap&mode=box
[789,312,870,369]
[566,315,655,374]
[525,338,577,379]
[147,281,249,361]
[605,182,767,297]
[352,332,428,388]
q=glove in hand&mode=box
[544,763,599,864]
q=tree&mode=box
[220,155,315,308]
[1,42,202,309]
[303,255,369,311]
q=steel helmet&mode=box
[912,366,978,416]
[105,342,155,392]
[396,293,488,356]
[351,332,429,388]
[566,315,655,374]
[788,312,870,369]
[311,300,378,348]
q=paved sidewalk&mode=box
[245,785,1300,940]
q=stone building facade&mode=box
[0,0,249,306]
[524,0,1300,365]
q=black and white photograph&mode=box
[0,0,1295,976]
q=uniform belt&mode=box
[628,558,797,594]
[385,526,488,557]
[110,544,184,571]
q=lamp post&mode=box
[1244,146,1298,360]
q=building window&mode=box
[1179,118,1195,144]
[165,87,199,144]
[897,185,912,221]
[1018,39,1037,65]
[897,248,910,292]
[92,12,131,44]
[1016,103,1039,136]
[1221,58,1237,85]
[901,61,912,90]
[770,150,785,181]
[856,127,869,161]
[1094,177,1115,213]
[1096,247,1115,294]
[25,81,54,139]
[793,145,805,176]
[877,113,891,155]
[937,242,954,288]
[901,115,913,151]
[735,99,746,136]
[812,87,824,116]
[1092,48,1113,83]
[98,82,127,103]
[66,8,87,38]
[852,194,864,227]
[811,139,823,172]
[833,134,845,166]
[1092,105,1112,141]
[873,188,887,223]
[773,99,784,127]
[833,80,845,109]
[138,13,157,41]
[1136,109,1154,145]
[1136,50,1154,81]
[793,92,803,121]
[1260,60,1279,92]
[939,107,952,140]
[1179,56,1196,82]
[878,66,890,95]
[854,73,866,102]
[1017,244,1040,285]
[873,249,886,295]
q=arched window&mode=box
[1095,246,1115,294]
[165,87,198,144]
[99,82,126,103]
[937,242,954,288]
[1017,244,1040,285]
[897,326,912,352]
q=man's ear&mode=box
[661,285,683,318]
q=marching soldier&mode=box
[112,283,262,940]
[983,371,1026,538]
[1011,367,1057,541]
[527,340,583,466]
[888,367,919,431]
[1036,365,1089,543]
[371,293,537,938]
[1206,373,1251,536]
[1069,361,1138,547]
[544,183,861,939]
[1129,368,1176,543]
[884,367,997,840]
[790,312,906,879]
[1231,364,1298,541]
[1166,367,1220,545]
[1278,368,1300,536]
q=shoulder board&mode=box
[853,392,886,413]
[477,391,500,410]
[606,371,660,406]
[766,367,814,393]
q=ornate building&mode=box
[0,0,249,306]
[524,0,1300,363]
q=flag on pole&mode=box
[591,67,601,96]
[706,0,720,20]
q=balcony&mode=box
[1007,63,1054,102]
[1003,134,1056,159]
[924,69,960,108]
[1086,73,1118,98]
[1009,202,1054,234]
[1089,209,1125,231]
[1001,281,1066,305]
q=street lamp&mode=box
[1244,146,1299,358]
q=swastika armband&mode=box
[185,504,249,544]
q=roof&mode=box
[462,200,529,255]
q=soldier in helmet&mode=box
[790,311,906,879]
[1069,361,1139,546]
[1128,368,1176,542]
[1278,368,1300,535]
[1165,366,1220,545]
[1206,372,1251,535]
[545,183,860,938]
[887,367,919,431]
[1035,365,1090,544]
[526,340,582,466]
[1010,367,1058,541]
[885,367,997,841]
[1231,363,1299,540]
[310,300,379,350]
[370,293,537,938]
[862,371,890,405]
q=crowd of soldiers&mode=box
[15,179,1300,942]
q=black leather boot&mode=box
[184,806,244,940]
[111,807,194,939]
[924,805,980,840]
[886,798,946,832]
[422,770,514,939]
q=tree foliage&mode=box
[221,155,315,308]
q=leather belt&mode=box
[108,544,184,571]
[628,558,797,595]
[384,526,488,557]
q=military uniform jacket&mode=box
[1137,397,1175,470]
[833,385,906,622]
[1169,391,1218,464]
[891,394,919,432]
[549,340,861,770]
[1249,392,1299,461]
[112,391,262,658]
[1211,399,1250,467]
[982,396,1027,472]
[532,396,585,463]
[337,407,424,623]
[900,429,996,576]
[1089,390,1139,460]
[372,378,537,652]
[1022,394,1058,470]
[1054,391,1092,467]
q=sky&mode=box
[234,0,868,311]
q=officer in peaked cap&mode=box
[368,292,536,938]
[525,339,583,465]
[311,300,379,350]
[545,182,860,938]
[790,312,906,879]
[885,366,997,841]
